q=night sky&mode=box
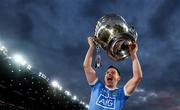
[0,0,180,110]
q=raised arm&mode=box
[83,37,97,84]
[124,43,143,96]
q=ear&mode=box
[117,75,120,81]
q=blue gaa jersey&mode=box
[89,79,129,110]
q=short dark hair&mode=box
[107,65,121,76]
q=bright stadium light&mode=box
[51,80,62,90]
[0,46,6,51]
[27,64,32,70]
[65,90,71,96]
[13,54,27,65]
[72,95,77,100]
[39,72,49,82]
[85,104,89,109]
[58,86,62,91]
[0,45,8,55]
[82,102,85,105]
[51,80,59,88]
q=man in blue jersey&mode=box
[83,37,143,110]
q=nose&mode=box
[107,72,113,76]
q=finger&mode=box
[129,44,136,51]
[88,37,93,41]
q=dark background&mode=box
[0,0,180,109]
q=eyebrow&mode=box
[107,70,116,73]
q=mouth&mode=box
[107,77,113,81]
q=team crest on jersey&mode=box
[96,94,115,109]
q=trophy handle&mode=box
[91,37,102,69]
[91,37,98,46]
[95,46,102,68]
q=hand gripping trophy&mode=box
[93,14,138,68]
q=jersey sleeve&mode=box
[123,86,131,97]
[89,78,103,90]
[117,87,129,101]
[123,86,130,100]
[89,77,98,86]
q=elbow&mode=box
[83,63,90,69]
[137,76,143,82]
[83,63,87,69]
[134,75,143,82]
[138,76,143,81]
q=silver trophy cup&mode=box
[94,14,138,61]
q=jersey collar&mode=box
[105,85,118,90]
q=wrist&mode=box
[89,45,95,48]
[130,53,137,59]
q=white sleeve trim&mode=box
[123,86,131,96]
[89,78,98,86]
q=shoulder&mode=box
[117,86,131,97]
[89,78,104,88]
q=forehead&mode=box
[106,68,117,72]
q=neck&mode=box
[105,85,117,90]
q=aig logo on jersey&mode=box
[96,94,115,109]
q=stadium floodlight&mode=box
[72,95,77,100]
[13,54,27,65]
[58,86,62,91]
[27,64,32,70]
[65,90,71,96]
[85,104,89,109]
[51,80,62,90]
[0,45,8,55]
[39,72,49,82]
[51,80,59,88]
[0,46,6,51]
[39,72,42,76]
[82,102,85,105]
[80,101,85,105]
